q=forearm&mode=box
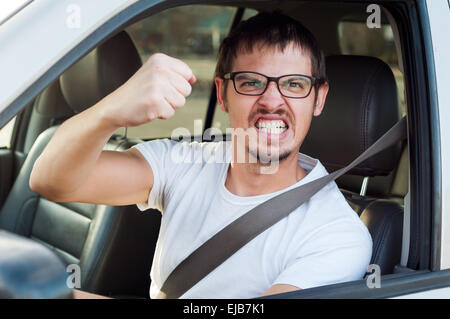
[30,97,120,199]
[30,53,194,201]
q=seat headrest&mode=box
[301,55,402,177]
[60,31,142,114]
[34,80,74,120]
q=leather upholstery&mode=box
[0,127,161,296]
[34,80,73,120]
[301,55,402,177]
[302,55,405,275]
[0,31,160,297]
[23,80,75,154]
[60,31,141,114]
[359,200,403,275]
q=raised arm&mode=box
[29,53,195,206]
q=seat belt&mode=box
[157,116,407,299]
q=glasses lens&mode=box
[233,73,267,95]
[279,75,312,98]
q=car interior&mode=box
[0,1,409,298]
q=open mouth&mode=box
[255,119,288,134]
[253,116,290,140]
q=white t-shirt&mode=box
[132,139,372,299]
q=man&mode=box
[30,12,372,298]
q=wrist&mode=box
[92,95,123,133]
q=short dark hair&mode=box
[215,11,327,88]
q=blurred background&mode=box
[0,4,404,145]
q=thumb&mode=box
[188,74,197,84]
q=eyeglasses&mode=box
[223,71,318,99]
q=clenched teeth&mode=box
[255,120,288,134]
[258,127,286,134]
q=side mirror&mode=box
[0,230,73,298]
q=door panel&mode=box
[0,149,15,208]
[260,270,450,299]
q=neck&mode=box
[225,148,307,197]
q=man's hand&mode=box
[100,53,196,129]
[30,53,194,204]
[73,289,111,299]
[261,284,300,296]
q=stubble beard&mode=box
[247,142,292,166]
[225,99,297,167]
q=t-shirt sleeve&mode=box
[131,138,193,212]
[273,219,372,290]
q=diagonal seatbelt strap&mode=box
[158,117,407,299]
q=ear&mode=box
[313,82,329,117]
[215,77,228,113]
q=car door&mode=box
[1,0,449,299]
[0,116,17,206]
[261,0,450,299]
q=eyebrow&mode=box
[235,73,262,80]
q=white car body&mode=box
[428,0,450,270]
[0,0,449,299]
[0,0,138,111]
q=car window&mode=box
[210,8,405,134]
[338,18,405,116]
[210,9,259,133]
[122,5,237,140]
[0,116,16,148]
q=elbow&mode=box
[29,171,49,199]
[29,162,42,194]
[29,177,65,202]
[29,163,62,202]
[29,176,46,198]
[28,175,39,194]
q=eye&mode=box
[282,79,304,88]
[242,80,263,87]
[281,77,310,91]
[287,81,304,88]
[235,75,265,89]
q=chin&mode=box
[248,145,293,164]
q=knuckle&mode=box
[174,96,186,108]
[184,82,192,96]
[160,109,174,120]
[152,64,165,74]
[149,52,166,62]
[146,111,156,121]
[146,94,160,107]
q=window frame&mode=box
[386,0,438,272]
[1,0,443,298]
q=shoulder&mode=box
[295,154,372,246]
[133,138,229,164]
[303,185,373,252]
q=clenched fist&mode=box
[99,53,196,128]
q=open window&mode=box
[122,5,239,140]
[0,0,442,299]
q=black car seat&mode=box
[0,31,161,297]
[301,55,404,275]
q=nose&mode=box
[257,81,284,111]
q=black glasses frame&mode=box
[223,71,318,99]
